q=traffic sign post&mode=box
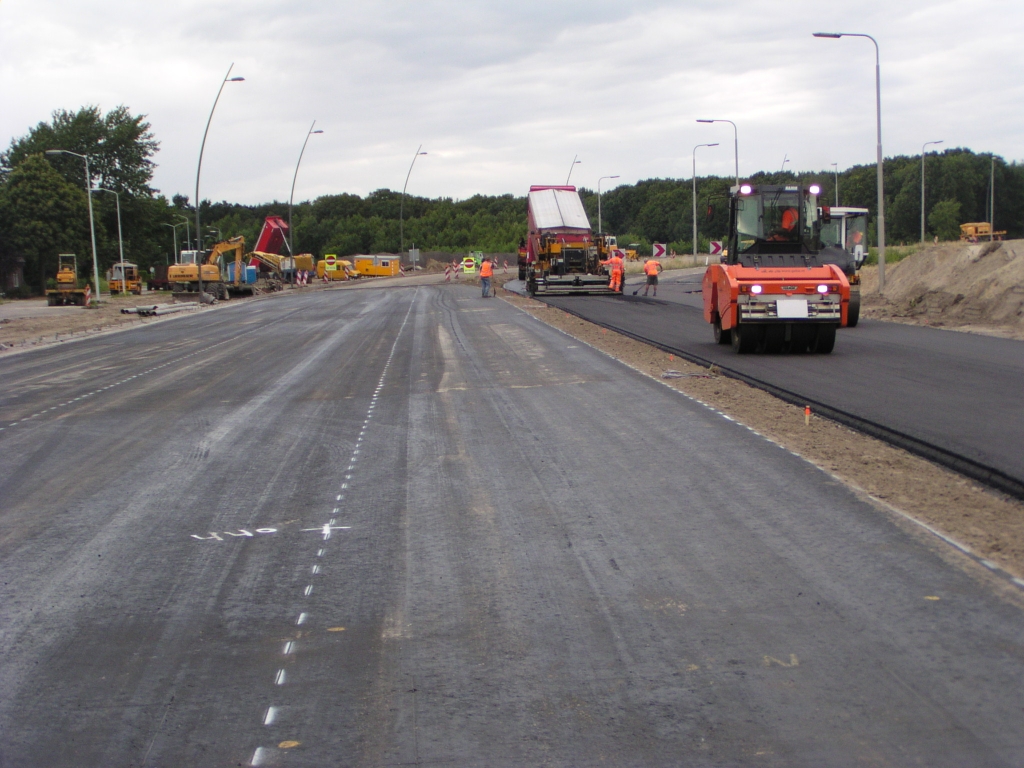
[709,241,723,256]
[653,243,667,258]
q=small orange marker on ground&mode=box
[804,405,811,426]
[669,354,674,361]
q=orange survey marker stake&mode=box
[669,354,674,361]
[804,405,811,426]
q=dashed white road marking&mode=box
[274,669,286,686]
[296,612,308,625]
[263,707,278,726]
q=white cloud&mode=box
[2,0,1022,204]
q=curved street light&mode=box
[692,143,719,257]
[921,140,943,242]
[45,149,100,303]
[162,222,184,265]
[697,119,739,186]
[399,145,427,257]
[175,214,192,251]
[597,175,619,234]
[289,120,324,260]
[93,187,125,293]
[194,63,244,297]
[566,155,581,185]
[814,32,885,291]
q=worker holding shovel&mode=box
[641,257,662,296]
[480,256,494,298]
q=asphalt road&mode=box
[1,283,1023,766]
[537,270,1024,495]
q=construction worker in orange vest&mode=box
[642,257,663,296]
[479,256,494,297]
[601,250,624,293]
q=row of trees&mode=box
[2,104,1022,295]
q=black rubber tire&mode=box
[812,324,837,354]
[518,265,526,281]
[713,318,731,345]
[847,290,861,328]
[760,324,785,354]
[527,279,537,297]
[731,322,756,354]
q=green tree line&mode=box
[2,103,1022,295]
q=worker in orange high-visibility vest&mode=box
[600,251,624,293]
[642,257,663,296]
[479,256,494,297]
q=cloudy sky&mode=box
[3,0,1023,205]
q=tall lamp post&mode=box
[692,143,718,257]
[93,187,125,293]
[597,175,619,234]
[814,32,885,291]
[176,214,191,252]
[831,163,839,206]
[195,63,244,298]
[566,155,581,185]
[697,119,739,186]
[289,120,324,261]
[920,140,943,242]
[162,222,183,265]
[45,149,100,303]
[400,145,427,257]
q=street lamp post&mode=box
[831,163,839,206]
[566,155,581,185]
[697,119,739,186]
[162,222,183,266]
[45,149,101,303]
[597,175,619,234]
[920,140,943,242]
[288,120,324,267]
[176,214,191,252]
[781,155,790,174]
[195,63,244,298]
[814,32,886,291]
[399,145,427,257]
[93,187,125,293]
[692,143,718,257]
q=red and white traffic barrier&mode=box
[399,264,406,276]
[503,260,509,274]
[444,265,452,282]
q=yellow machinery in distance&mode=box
[168,237,246,299]
[107,262,142,295]
[46,254,91,306]
[960,222,1006,242]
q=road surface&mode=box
[536,270,1024,497]
[1,283,1023,766]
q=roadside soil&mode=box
[500,282,1024,586]
[860,239,1024,340]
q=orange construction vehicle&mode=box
[702,183,850,354]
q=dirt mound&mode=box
[860,240,1024,337]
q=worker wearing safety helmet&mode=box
[600,251,625,293]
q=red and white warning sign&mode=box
[652,243,667,258]
[709,241,724,256]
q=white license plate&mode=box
[776,299,809,319]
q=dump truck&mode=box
[46,254,91,306]
[960,222,1006,242]
[702,183,851,354]
[107,261,142,295]
[524,185,614,296]
[818,207,868,326]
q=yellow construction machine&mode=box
[960,222,1006,242]
[46,254,91,306]
[107,262,143,295]
[168,237,246,300]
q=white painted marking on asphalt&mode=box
[283,641,295,655]
[304,585,314,596]
[312,565,321,574]
[981,559,999,570]
[296,612,308,625]
[275,669,286,685]
[1013,578,1024,589]
[317,549,324,557]
[337,494,342,501]
[341,483,348,489]
[263,707,278,725]
[251,746,270,765]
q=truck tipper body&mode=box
[524,186,614,295]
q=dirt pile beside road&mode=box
[860,239,1024,339]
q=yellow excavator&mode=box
[168,237,246,300]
